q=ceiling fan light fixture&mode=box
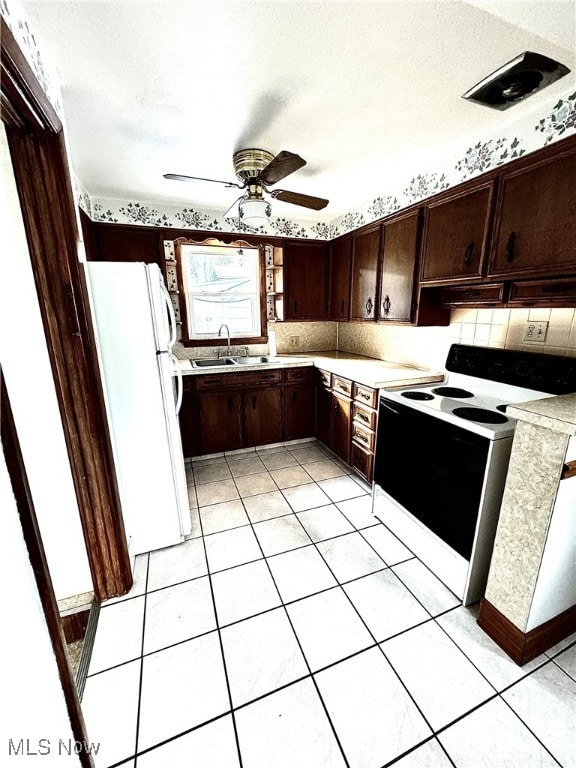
[239,197,271,226]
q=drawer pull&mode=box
[463,240,474,267]
[505,231,516,263]
[382,294,391,315]
[355,431,369,444]
[360,391,371,401]
[365,296,373,316]
[358,411,370,424]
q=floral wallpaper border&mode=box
[84,87,575,241]
[3,0,574,242]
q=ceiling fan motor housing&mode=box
[233,148,275,182]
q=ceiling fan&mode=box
[164,148,329,225]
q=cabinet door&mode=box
[489,149,576,279]
[97,224,163,266]
[198,392,242,454]
[315,382,332,448]
[179,390,200,458]
[350,226,381,320]
[284,241,328,320]
[284,384,314,441]
[420,182,493,282]
[329,237,352,320]
[331,391,351,463]
[378,211,420,322]
[243,388,283,447]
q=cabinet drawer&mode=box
[352,402,377,431]
[284,366,314,383]
[441,283,505,306]
[316,368,332,388]
[353,383,378,408]
[195,369,283,391]
[508,277,576,306]
[351,422,375,452]
[350,442,374,484]
[332,375,353,398]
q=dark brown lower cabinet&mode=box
[331,390,352,463]
[243,388,283,446]
[285,384,314,441]
[350,442,374,484]
[198,392,242,454]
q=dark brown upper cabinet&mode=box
[350,225,382,320]
[95,224,163,266]
[420,180,494,283]
[488,146,576,279]
[329,236,352,321]
[378,210,420,323]
[283,241,329,320]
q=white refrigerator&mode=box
[85,261,190,556]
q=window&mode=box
[176,239,265,345]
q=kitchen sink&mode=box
[234,355,280,365]
[191,358,237,367]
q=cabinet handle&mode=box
[382,294,391,315]
[463,240,474,267]
[365,296,373,316]
[340,299,345,315]
[357,411,370,424]
[360,391,371,401]
[355,431,369,444]
[252,395,257,411]
[505,231,516,263]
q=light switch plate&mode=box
[524,321,548,342]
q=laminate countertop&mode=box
[177,351,444,390]
[508,393,576,436]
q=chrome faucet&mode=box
[218,324,231,356]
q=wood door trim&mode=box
[1,371,94,767]
[1,19,132,600]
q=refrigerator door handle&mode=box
[170,352,184,414]
[160,279,178,349]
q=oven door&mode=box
[374,397,490,560]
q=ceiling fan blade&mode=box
[259,151,306,185]
[271,189,329,210]
[223,195,245,220]
[164,173,243,189]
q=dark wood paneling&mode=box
[489,148,576,279]
[329,237,352,320]
[350,226,381,320]
[441,283,506,306]
[379,210,420,322]
[478,598,576,665]
[2,26,131,602]
[198,392,243,454]
[284,383,314,441]
[420,181,494,283]
[96,223,163,266]
[243,388,283,446]
[284,240,329,320]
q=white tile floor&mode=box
[81,439,576,768]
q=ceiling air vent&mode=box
[462,51,570,111]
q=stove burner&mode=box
[401,391,435,401]
[496,404,508,413]
[453,407,509,424]
[432,386,474,398]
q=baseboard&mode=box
[478,599,576,665]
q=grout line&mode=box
[196,497,245,768]
[132,552,150,767]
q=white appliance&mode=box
[85,262,190,555]
[373,344,576,605]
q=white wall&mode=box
[0,441,82,765]
[0,125,92,600]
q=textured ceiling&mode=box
[24,1,575,221]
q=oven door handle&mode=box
[379,400,403,417]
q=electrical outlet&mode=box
[523,321,548,342]
[290,335,300,347]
